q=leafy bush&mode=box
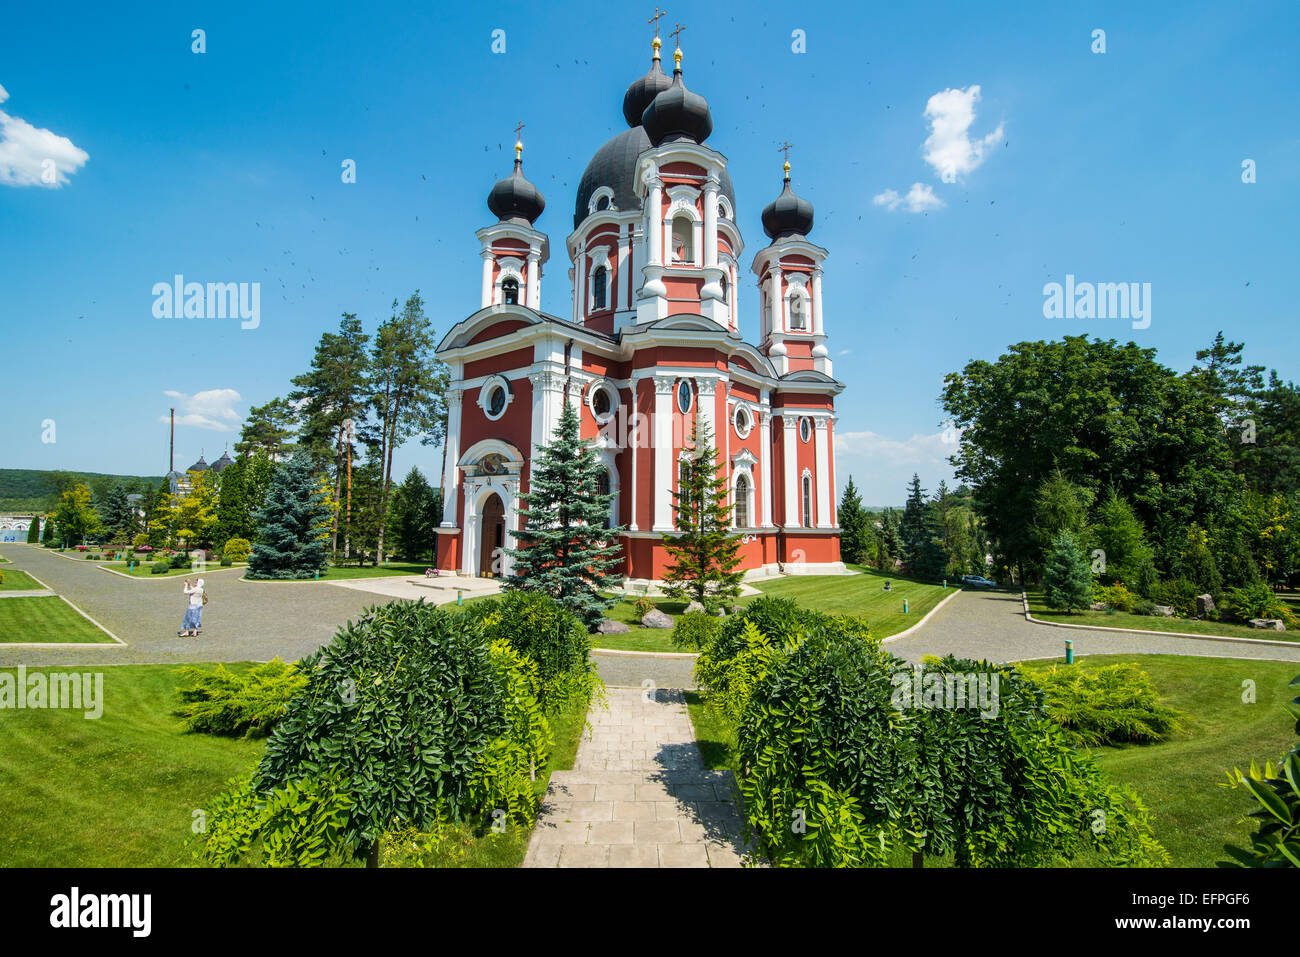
[195,770,356,867]
[149,562,169,575]
[1093,583,1138,613]
[132,533,150,549]
[220,556,233,567]
[169,554,192,571]
[1224,582,1298,628]
[671,611,722,651]
[459,590,599,713]
[735,637,1168,868]
[173,659,307,738]
[1147,578,1201,618]
[632,596,653,616]
[1133,599,1159,616]
[1029,663,1183,746]
[1221,674,1300,868]
[222,537,251,563]
[252,599,552,861]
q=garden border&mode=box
[99,563,248,582]
[1020,591,1297,649]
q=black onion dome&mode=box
[641,66,713,147]
[622,56,673,127]
[487,157,546,225]
[761,176,814,240]
[574,125,736,228]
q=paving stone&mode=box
[559,844,609,867]
[587,821,635,844]
[659,844,711,867]
[609,844,660,868]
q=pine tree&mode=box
[390,467,438,562]
[838,476,870,565]
[246,453,331,579]
[42,518,55,545]
[214,455,254,548]
[27,515,41,544]
[505,400,624,627]
[98,483,133,541]
[899,474,930,571]
[880,507,904,568]
[1042,530,1093,613]
[661,417,743,606]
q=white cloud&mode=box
[0,84,90,188]
[834,428,958,504]
[922,85,1003,183]
[159,389,242,431]
[873,182,944,213]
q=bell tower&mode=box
[751,153,830,375]
[477,129,549,310]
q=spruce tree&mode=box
[661,417,743,606]
[505,400,624,628]
[246,453,331,579]
[27,515,41,544]
[41,517,55,545]
[838,476,869,565]
[214,456,254,548]
[1042,530,1093,613]
[899,473,930,570]
[98,483,132,540]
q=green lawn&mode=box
[0,664,263,866]
[1021,655,1298,867]
[0,662,594,867]
[110,562,245,579]
[691,652,1298,867]
[592,566,953,652]
[0,569,43,591]
[1028,592,1298,643]
[0,596,116,643]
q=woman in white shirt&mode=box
[180,578,204,637]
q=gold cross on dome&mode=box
[670,21,686,47]
[648,7,666,37]
[778,141,794,162]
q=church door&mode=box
[479,493,505,577]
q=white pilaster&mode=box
[653,375,675,530]
[811,266,824,335]
[782,415,799,528]
[759,395,774,528]
[441,388,463,527]
[480,253,494,308]
[526,253,541,310]
[815,419,832,528]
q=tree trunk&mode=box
[331,424,344,555]
[366,842,379,868]
[912,850,924,869]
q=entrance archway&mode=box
[479,493,505,577]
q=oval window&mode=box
[677,380,693,414]
[734,406,752,438]
[799,417,812,443]
[487,385,506,418]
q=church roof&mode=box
[211,450,235,473]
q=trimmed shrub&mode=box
[150,562,169,575]
[1028,663,1183,746]
[173,658,307,738]
[169,554,192,571]
[222,538,252,563]
[220,556,233,567]
[1093,583,1138,613]
[671,610,723,651]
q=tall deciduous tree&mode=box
[662,417,743,606]
[505,401,623,628]
[52,484,102,547]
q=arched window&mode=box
[596,195,610,211]
[671,215,693,263]
[502,277,519,305]
[734,473,751,528]
[802,473,813,527]
[596,469,612,529]
[593,266,607,310]
[789,293,808,330]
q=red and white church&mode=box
[434,35,845,585]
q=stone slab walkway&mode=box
[523,687,753,868]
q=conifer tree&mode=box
[27,515,41,544]
[838,476,870,565]
[505,400,623,627]
[661,417,743,606]
[1042,530,1093,613]
[246,453,331,579]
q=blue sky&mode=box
[2,0,1297,505]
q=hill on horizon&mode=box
[0,468,164,513]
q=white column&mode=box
[441,388,463,527]
[646,177,663,267]
[814,419,831,528]
[759,395,774,528]
[697,377,718,451]
[782,416,799,528]
[575,252,586,320]
[526,252,541,310]
[629,380,640,531]
[811,266,824,335]
[653,376,675,530]
[767,265,784,336]
[529,371,563,464]
[617,234,629,311]
[481,253,494,308]
[703,176,719,269]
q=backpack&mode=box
[202,591,208,605]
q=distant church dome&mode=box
[761,164,815,240]
[187,454,210,473]
[487,147,546,225]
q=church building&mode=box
[434,32,844,585]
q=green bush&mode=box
[169,554,192,571]
[1093,582,1138,612]
[251,599,554,862]
[459,590,598,713]
[220,556,233,567]
[1224,582,1298,628]
[1220,674,1300,868]
[222,538,252,563]
[1028,663,1183,746]
[1133,599,1159,616]
[671,610,722,651]
[735,637,1168,868]
[149,562,169,575]
[173,658,307,738]
[1147,578,1201,618]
